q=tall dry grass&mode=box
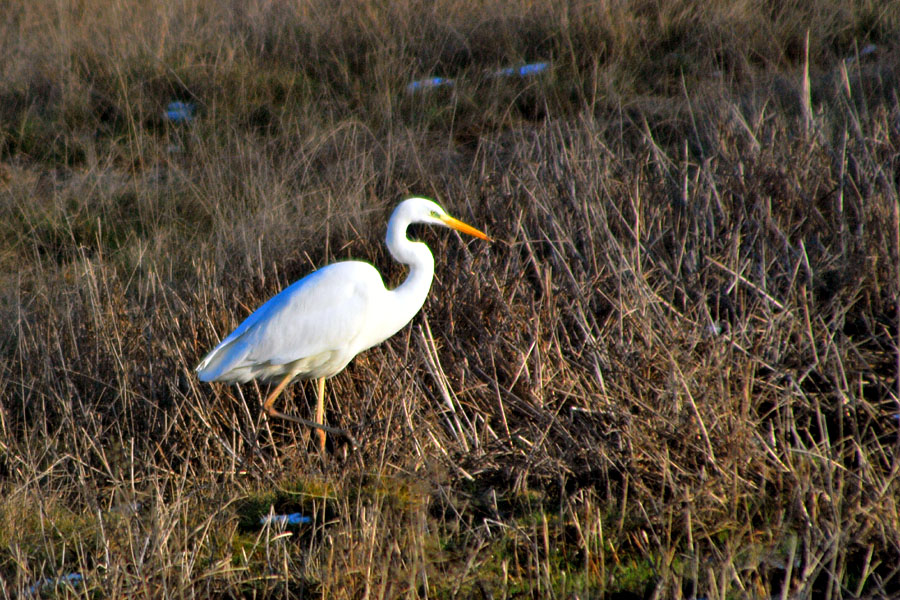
[2,0,900,597]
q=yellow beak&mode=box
[441,215,492,241]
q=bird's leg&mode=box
[315,377,327,452]
[262,372,359,450]
[262,371,297,416]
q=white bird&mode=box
[196,197,490,450]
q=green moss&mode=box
[0,490,99,582]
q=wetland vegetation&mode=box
[1,0,899,597]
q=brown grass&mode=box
[2,0,900,597]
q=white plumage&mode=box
[196,262,391,383]
[196,197,490,450]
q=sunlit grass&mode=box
[2,0,899,597]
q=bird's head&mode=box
[397,197,491,240]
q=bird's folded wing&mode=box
[196,264,377,382]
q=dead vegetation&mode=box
[1,0,900,598]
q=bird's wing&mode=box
[196,262,382,382]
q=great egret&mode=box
[196,197,490,450]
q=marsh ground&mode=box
[2,1,900,597]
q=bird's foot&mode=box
[265,409,360,452]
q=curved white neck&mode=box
[384,214,435,324]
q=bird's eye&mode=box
[430,210,440,218]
